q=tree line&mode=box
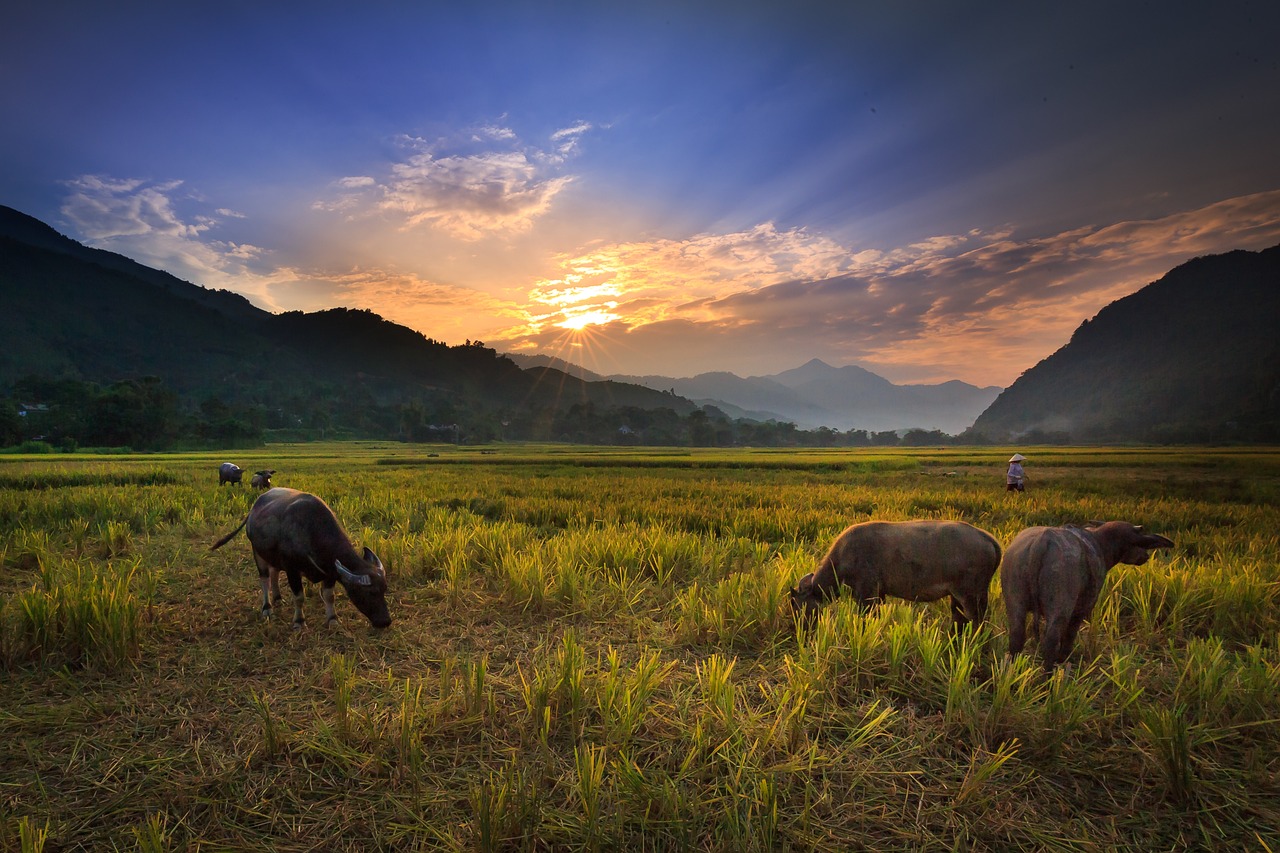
[1,374,999,452]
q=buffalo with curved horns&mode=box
[211,487,391,629]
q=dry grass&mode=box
[0,445,1278,850]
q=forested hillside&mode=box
[0,206,700,447]
[970,245,1280,443]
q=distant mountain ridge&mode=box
[971,245,1280,443]
[507,354,1002,433]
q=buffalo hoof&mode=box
[326,617,339,628]
[292,620,305,631]
[261,607,272,621]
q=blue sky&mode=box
[4,0,1279,386]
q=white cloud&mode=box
[549,121,593,158]
[551,122,593,141]
[61,175,206,240]
[381,149,573,239]
[58,175,290,308]
[476,123,517,141]
[316,122,593,239]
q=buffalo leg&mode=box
[1005,597,1028,655]
[851,577,882,614]
[320,582,338,626]
[1059,618,1085,665]
[253,553,275,620]
[1040,615,1072,669]
[949,596,970,633]
[282,570,305,629]
[970,587,989,625]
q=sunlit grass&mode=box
[0,444,1278,848]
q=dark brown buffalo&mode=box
[219,462,244,485]
[210,487,391,629]
[250,469,276,489]
[790,520,1002,630]
[1001,521,1174,668]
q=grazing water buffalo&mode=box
[790,520,1002,630]
[219,462,244,485]
[210,487,391,629]
[1001,521,1174,669]
[250,469,276,489]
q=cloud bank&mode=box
[492,190,1280,385]
[56,169,1280,388]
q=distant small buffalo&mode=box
[210,487,391,629]
[250,469,276,489]
[790,520,1002,630]
[1001,521,1174,668]
[219,462,244,486]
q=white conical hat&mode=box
[1009,453,1026,462]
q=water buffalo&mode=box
[250,469,276,489]
[219,462,244,485]
[790,520,1002,630]
[1001,521,1174,669]
[210,487,391,629]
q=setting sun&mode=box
[556,307,619,330]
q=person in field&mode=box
[1006,453,1027,492]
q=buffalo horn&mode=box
[335,560,372,586]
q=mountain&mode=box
[0,205,697,433]
[508,354,1001,433]
[504,353,607,382]
[970,245,1280,443]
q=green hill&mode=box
[0,205,696,445]
[970,245,1280,443]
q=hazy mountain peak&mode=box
[508,352,1001,433]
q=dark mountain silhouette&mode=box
[0,205,696,425]
[970,245,1280,443]
[507,354,1001,433]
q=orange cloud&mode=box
[266,267,528,343]
[492,190,1280,385]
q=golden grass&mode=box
[0,445,1278,850]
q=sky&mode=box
[3,0,1279,388]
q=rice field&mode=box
[1,443,1278,851]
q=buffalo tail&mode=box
[210,516,249,550]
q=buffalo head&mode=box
[335,547,391,628]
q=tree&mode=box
[0,400,21,446]
[83,377,180,449]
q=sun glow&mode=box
[557,307,619,330]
